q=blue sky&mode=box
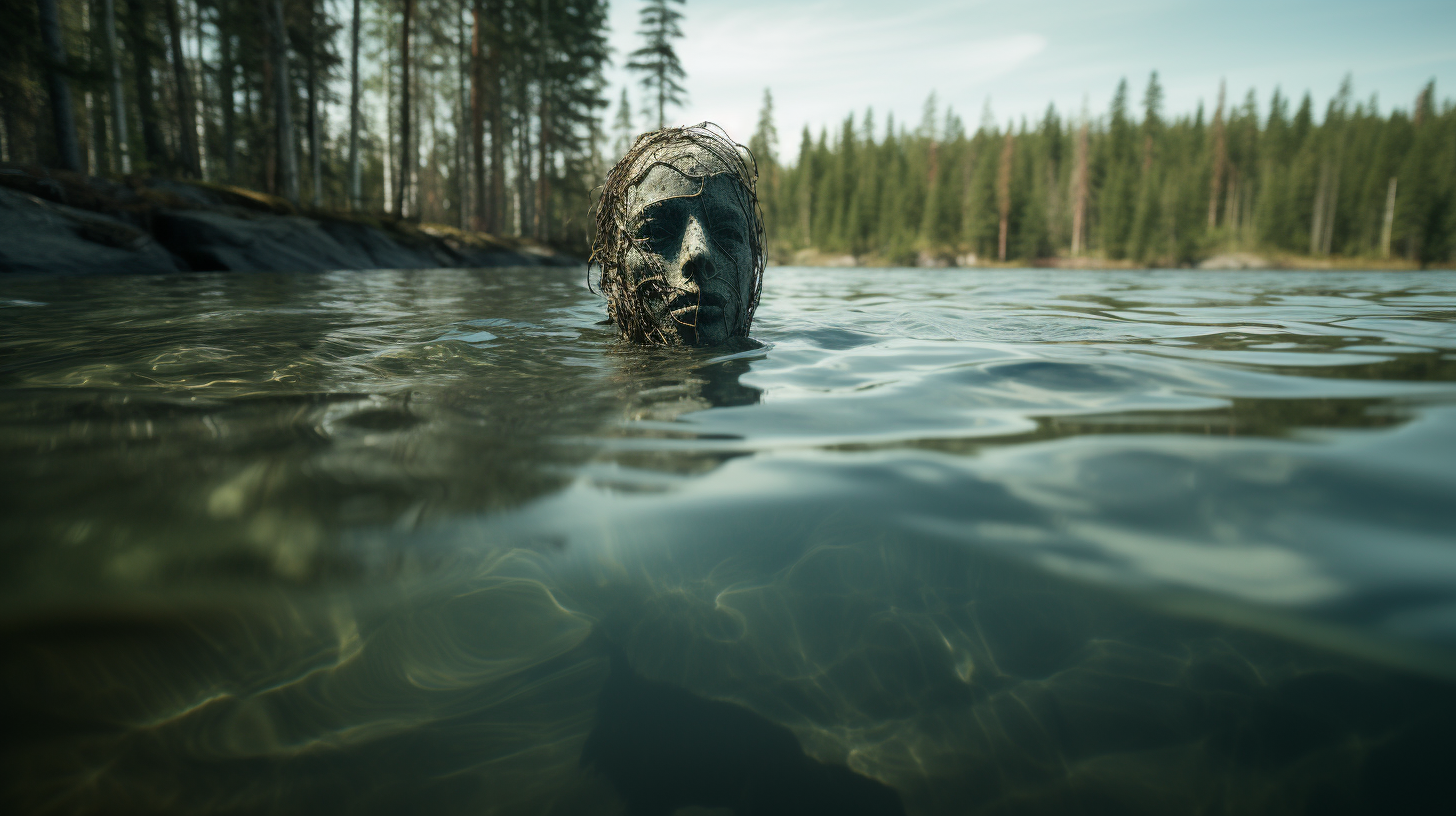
[603,0,1455,158]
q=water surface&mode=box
[3,267,1455,814]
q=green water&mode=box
[3,267,1455,814]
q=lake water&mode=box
[3,267,1455,814]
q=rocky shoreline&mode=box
[0,165,582,276]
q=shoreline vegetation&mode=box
[748,78,1456,272]
[778,248,1441,271]
[2,0,1451,274]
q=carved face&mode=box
[623,159,756,346]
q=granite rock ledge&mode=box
[0,166,582,276]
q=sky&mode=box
[602,0,1456,160]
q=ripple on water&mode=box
[2,267,1456,814]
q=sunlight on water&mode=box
[2,267,1455,814]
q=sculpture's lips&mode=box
[669,293,726,325]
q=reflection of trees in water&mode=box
[1,273,774,590]
[7,270,1456,814]
[0,269,628,587]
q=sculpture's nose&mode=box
[670,214,712,289]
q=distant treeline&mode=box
[749,77,1456,266]
[6,0,1454,267]
[1,0,611,250]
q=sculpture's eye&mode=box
[713,220,746,245]
[636,205,685,251]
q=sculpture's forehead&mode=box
[627,165,702,212]
[625,144,745,213]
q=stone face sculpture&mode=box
[593,124,765,346]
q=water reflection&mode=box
[3,268,1456,814]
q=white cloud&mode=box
[609,1,1047,148]
[604,0,1456,158]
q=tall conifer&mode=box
[627,0,686,129]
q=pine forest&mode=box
[753,78,1456,268]
[2,0,1453,266]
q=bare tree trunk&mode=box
[347,0,361,208]
[163,0,200,176]
[1309,162,1329,257]
[798,153,810,247]
[424,76,437,219]
[996,130,1013,262]
[125,0,169,170]
[0,98,17,163]
[408,35,420,216]
[1321,138,1343,256]
[219,10,235,182]
[456,0,468,229]
[1380,176,1397,259]
[192,0,209,177]
[1207,81,1225,230]
[537,93,550,241]
[104,0,131,173]
[1071,119,1088,256]
[470,0,486,230]
[80,0,95,173]
[306,0,321,207]
[83,0,99,173]
[261,48,275,193]
[655,62,665,129]
[38,0,84,171]
[383,41,394,209]
[534,0,550,241]
[516,101,532,234]
[1223,165,1239,231]
[395,0,414,216]
[266,0,298,203]
[486,0,503,233]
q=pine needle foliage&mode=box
[758,76,1456,267]
[626,0,687,130]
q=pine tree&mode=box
[995,128,1013,261]
[612,87,634,159]
[1129,72,1165,261]
[626,0,686,129]
[36,0,81,171]
[162,0,200,177]
[1070,112,1089,256]
[1395,81,1451,263]
[349,0,364,208]
[750,88,779,247]
[266,0,299,203]
[749,87,778,167]
[1208,81,1226,229]
[102,0,129,173]
[124,0,169,171]
[1100,78,1136,259]
[794,126,813,248]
